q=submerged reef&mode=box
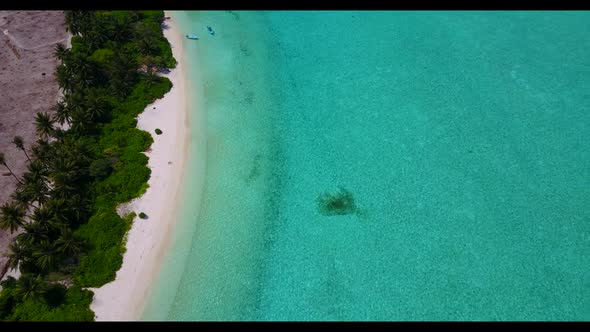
[317,187,357,216]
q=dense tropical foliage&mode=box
[0,10,175,320]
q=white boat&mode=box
[186,34,199,40]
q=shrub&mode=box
[155,128,162,135]
[138,212,148,219]
[74,210,133,287]
[89,48,115,67]
[0,277,17,319]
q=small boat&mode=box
[207,26,215,35]
[186,34,199,40]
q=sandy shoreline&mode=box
[89,13,190,321]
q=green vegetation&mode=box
[317,187,357,216]
[0,277,94,321]
[138,212,148,219]
[0,10,175,320]
[155,128,162,135]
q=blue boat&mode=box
[186,34,199,40]
[207,26,215,35]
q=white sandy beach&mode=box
[89,13,190,321]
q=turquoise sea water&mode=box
[142,11,590,321]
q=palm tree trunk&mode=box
[22,149,32,163]
[0,263,9,281]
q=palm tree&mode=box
[112,15,132,43]
[16,231,32,246]
[64,11,95,36]
[55,228,82,256]
[0,203,25,233]
[19,173,50,207]
[14,274,47,301]
[30,207,56,234]
[5,240,28,272]
[55,64,74,93]
[70,53,97,88]
[66,194,87,223]
[34,112,55,139]
[109,76,130,99]
[85,26,109,51]
[109,49,138,97]
[27,159,49,180]
[64,11,81,35]
[53,101,71,125]
[84,88,109,122]
[0,152,23,184]
[31,138,52,166]
[50,174,77,201]
[64,134,91,158]
[11,188,35,211]
[143,57,160,86]
[53,43,70,62]
[133,22,160,55]
[33,241,56,271]
[63,91,86,120]
[12,136,32,163]
[19,160,50,203]
[52,128,68,143]
[67,113,87,135]
[44,198,68,226]
[18,223,48,246]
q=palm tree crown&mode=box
[55,228,82,256]
[12,136,32,163]
[34,112,55,139]
[5,240,28,272]
[0,203,26,233]
[15,274,47,301]
[53,43,70,62]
